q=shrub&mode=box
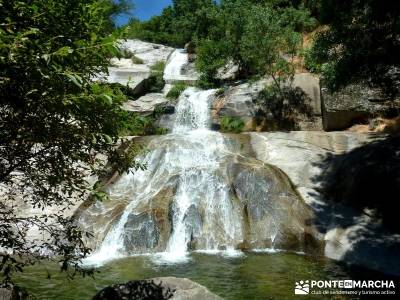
[148,61,166,93]
[220,116,245,133]
[166,83,187,99]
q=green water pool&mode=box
[13,252,376,300]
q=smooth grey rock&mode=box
[98,40,174,95]
[123,212,160,252]
[216,61,239,81]
[213,74,322,131]
[152,277,222,300]
[227,156,322,253]
[321,81,400,130]
[246,131,400,275]
[117,39,174,66]
[106,65,151,95]
[122,93,169,115]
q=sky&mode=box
[115,0,173,26]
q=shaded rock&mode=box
[123,185,176,253]
[184,42,196,54]
[213,74,322,131]
[92,279,174,300]
[246,131,400,275]
[216,61,239,81]
[93,277,222,300]
[321,81,400,130]
[122,93,169,115]
[183,204,203,249]
[227,156,323,253]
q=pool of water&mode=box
[14,252,369,300]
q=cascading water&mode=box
[81,51,317,266]
[163,49,189,83]
[84,88,244,265]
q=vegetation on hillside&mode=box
[123,0,400,97]
[306,0,400,93]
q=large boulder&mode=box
[92,277,222,300]
[227,156,322,253]
[117,40,174,67]
[96,40,174,95]
[122,93,169,115]
[212,73,322,131]
[321,81,400,131]
[246,131,400,275]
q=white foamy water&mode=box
[163,49,188,82]
[84,87,244,266]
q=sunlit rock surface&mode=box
[122,93,169,115]
[96,40,174,94]
[78,89,322,265]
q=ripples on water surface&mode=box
[14,252,368,300]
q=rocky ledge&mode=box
[92,277,222,300]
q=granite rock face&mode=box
[117,39,174,66]
[212,74,322,131]
[321,81,400,130]
[97,40,174,95]
[246,131,400,275]
[122,93,169,115]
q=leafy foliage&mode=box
[195,0,316,86]
[166,83,187,100]
[256,83,315,130]
[148,61,166,93]
[0,0,144,284]
[308,0,400,93]
[122,0,217,48]
[220,116,245,133]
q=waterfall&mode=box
[82,50,314,266]
[84,87,244,265]
[163,49,189,83]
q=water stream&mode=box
[84,87,245,265]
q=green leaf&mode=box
[55,46,74,57]
[103,134,112,144]
[101,94,113,105]
[65,73,82,88]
